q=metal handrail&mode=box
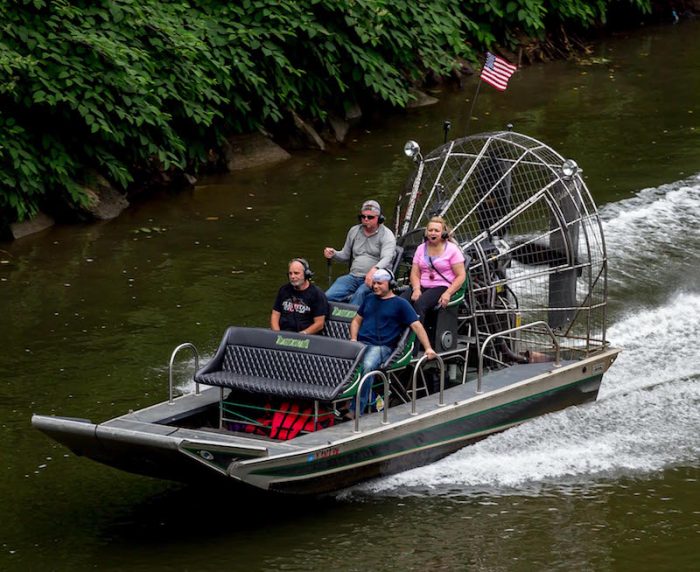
[477,321,560,393]
[168,343,200,404]
[410,354,445,415]
[353,371,390,433]
[352,352,446,430]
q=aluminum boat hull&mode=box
[33,348,618,495]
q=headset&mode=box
[425,228,450,240]
[289,258,314,280]
[377,267,397,289]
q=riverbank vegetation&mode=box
[0,0,672,231]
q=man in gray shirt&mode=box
[323,200,396,306]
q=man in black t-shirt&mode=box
[271,259,328,335]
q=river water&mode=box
[2,21,699,571]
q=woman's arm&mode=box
[444,262,466,297]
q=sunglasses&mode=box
[359,214,377,220]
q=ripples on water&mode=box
[347,175,700,499]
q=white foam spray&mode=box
[380,294,697,492]
[601,175,700,293]
[601,293,700,397]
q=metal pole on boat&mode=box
[443,120,451,143]
[168,343,200,404]
[465,81,482,136]
[436,355,446,407]
[353,371,389,432]
[477,321,560,393]
[410,355,445,414]
[411,357,426,414]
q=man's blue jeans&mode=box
[352,343,392,415]
[326,274,371,306]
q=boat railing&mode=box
[477,321,560,393]
[410,354,446,415]
[353,370,389,433]
[353,354,446,432]
[168,343,200,404]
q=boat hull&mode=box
[236,363,608,494]
[32,348,618,494]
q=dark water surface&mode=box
[2,21,699,571]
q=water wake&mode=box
[601,175,700,295]
[601,292,700,397]
[353,290,700,497]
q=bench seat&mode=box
[320,301,358,339]
[195,327,365,402]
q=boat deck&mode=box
[102,359,577,456]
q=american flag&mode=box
[480,52,517,91]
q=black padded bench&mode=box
[195,327,365,402]
[320,301,358,340]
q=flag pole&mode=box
[465,79,482,136]
[467,51,516,135]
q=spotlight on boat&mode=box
[562,159,579,179]
[404,140,422,162]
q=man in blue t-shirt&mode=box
[349,268,437,415]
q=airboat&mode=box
[33,130,620,494]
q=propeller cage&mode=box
[394,131,607,355]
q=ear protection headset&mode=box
[379,268,397,289]
[290,258,314,280]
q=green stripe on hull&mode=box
[250,373,603,479]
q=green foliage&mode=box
[1,0,231,221]
[0,0,652,223]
